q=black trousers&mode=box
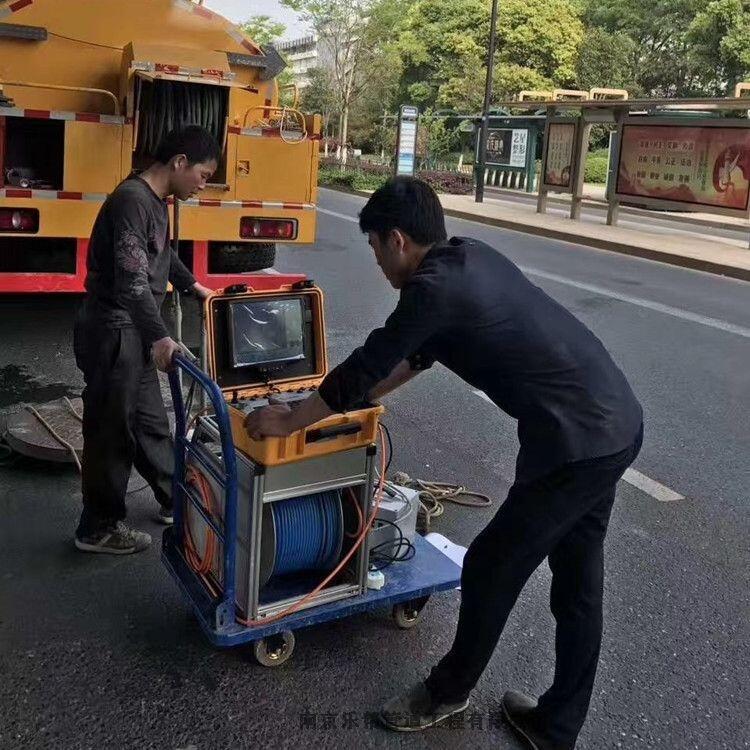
[73,317,174,536]
[426,426,643,747]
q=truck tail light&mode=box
[240,217,297,240]
[0,208,39,233]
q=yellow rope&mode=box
[391,471,492,532]
[25,404,82,472]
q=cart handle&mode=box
[168,354,239,630]
[306,422,362,443]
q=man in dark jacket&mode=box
[244,177,643,749]
[73,126,218,555]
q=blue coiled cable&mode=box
[271,490,343,578]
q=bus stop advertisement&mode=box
[479,115,544,193]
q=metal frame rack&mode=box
[162,355,463,664]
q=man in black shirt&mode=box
[244,178,643,749]
[74,126,218,555]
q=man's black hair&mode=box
[358,176,447,245]
[154,125,222,166]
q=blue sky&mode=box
[203,0,310,39]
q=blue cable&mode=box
[271,490,343,578]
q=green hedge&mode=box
[318,166,472,194]
[318,167,388,192]
[584,155,610,184]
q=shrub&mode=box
[419,170,473,194]
[584,155,610,184]
[318,163,473,194]
[352,172,388,191]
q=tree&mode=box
[300,67,337,151]
[418,111,459,169]
[494,0,583,87]
[240,15,287,46]
[240,14,296,106]
[300,67,337,115]
[283,0,407,163]
[396,0,489,111]
[575,27,639,94]
[581,0,711,97]
[687,0,750,94]
[395,0,583,113]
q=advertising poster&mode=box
[486,128,528,168]
[616,123,750,213]
[543,122,577,189]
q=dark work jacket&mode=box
[81,176,195,344]
[318,237,643,482]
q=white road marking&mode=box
[318,207,359,223]
[317,204,750,340]
[471,390,684,502]
[622,468,684,502]
[518,267,750,340]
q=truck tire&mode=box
[213,243,276,273]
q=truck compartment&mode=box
[2,117,65,191]
[235,135,314,204]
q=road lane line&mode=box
[318,207,359,223]
[622,468,684,502]
[517,267,750,340]
[472,390,684,502]
[317,206,750,339]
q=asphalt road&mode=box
[0,187,748,749]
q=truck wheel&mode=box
[213,243,276,273]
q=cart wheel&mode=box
[253,630,295,667]
[393,596,430,630]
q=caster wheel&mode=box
[393,595,430,629]
[253,630,295,667]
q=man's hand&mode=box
[244,403,297,440]
[191,282,213,300]
[244,392,335,440]
[151,336,181,372]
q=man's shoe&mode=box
[156,505,174,525]
[379,681,469,732]
[75,521,152,555]
[502,691,574,750]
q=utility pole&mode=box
[475,0,499,203]
[381,109,388,163]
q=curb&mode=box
[439,208,750,283]
[320,185,750,283]
[484,186,747,233]
[320,184,372,199]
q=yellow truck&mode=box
[0,0,320,293]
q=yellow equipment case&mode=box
[204,282,383,466]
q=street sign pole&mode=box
[395,105,419,177]
[476,0,499,203]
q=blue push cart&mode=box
[162,355,462,665]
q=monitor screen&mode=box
[228,298,306,369]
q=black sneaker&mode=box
[379,681,469,732]
[502,691,575,750]
[75,521,152,555]
[155,505,174,525]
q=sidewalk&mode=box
[438,193,750,282]
[487,182,750,232]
